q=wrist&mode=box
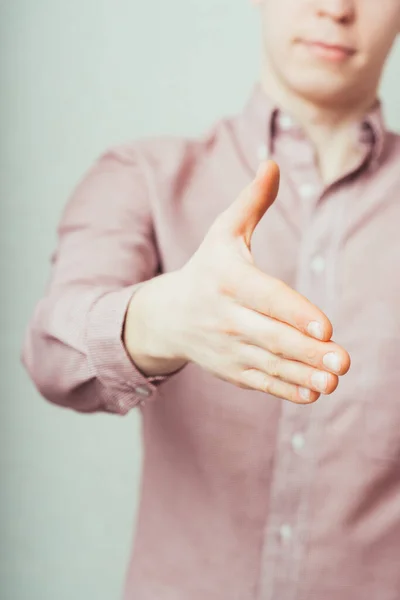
[123,274,187,376]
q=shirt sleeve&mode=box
[21,144,180,415]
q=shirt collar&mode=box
[360,100,387,171]
[235,80,388,175]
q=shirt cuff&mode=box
[86,283,175,414]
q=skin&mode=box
[125,162,349,404]
[251,0,400,183]
[124,0,400,404]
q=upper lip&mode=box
[301,39,356,55]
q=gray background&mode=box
[1,1,399,598]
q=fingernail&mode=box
[311,371,328,393]
[323,352,341,373]
[299,387,311,401]
[307,321,324,340]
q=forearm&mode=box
[22,146,188,414]
[22,285,118,413]
[22,283,179,415]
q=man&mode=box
[22,1,400,599]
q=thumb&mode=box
[220,160,280,247]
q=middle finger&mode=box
[238,306,351,375]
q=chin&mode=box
[282,68,358,108]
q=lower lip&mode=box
[300,41,354,63]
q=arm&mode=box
[22,145,184,415]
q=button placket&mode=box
[279,114,294,131]
[299,183,317,200]
[279,523,293,544]
[257,199,329,600]
[291,433,306,453]
[256,401,311,600]
[310,255,326,274]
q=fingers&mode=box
[239,343,339,400]
[225,304,351,375]
[234,266,334,342]
[238,368,321,405]
[215,161,280,246]
[263,321,350,375]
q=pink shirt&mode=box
[22,82,400,600]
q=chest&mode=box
[157,162,400,462]
[253,174,400,462]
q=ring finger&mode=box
[240,343,339,396]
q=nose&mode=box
[313,0,355,24]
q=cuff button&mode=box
[134,385,151,398]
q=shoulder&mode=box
[96,115,235,184]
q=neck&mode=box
[260,65,378,186]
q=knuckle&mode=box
[305,344,319,363]
[242,369,272,394]
[266,357,280,378]
[264,324,281,355]
[219,313,240,338]
[262,376,273,394]
[269,338,283,358]
[239,368,258,390]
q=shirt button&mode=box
[299,183,316,199]
[134,385,151,398]
[257,144,268,161]
[291,433,305,452]
[279,114,293,131]
[279,524,293,543]
[310,255,326,274]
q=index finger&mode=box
[236,266,333,341]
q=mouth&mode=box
[298,39,356,63]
